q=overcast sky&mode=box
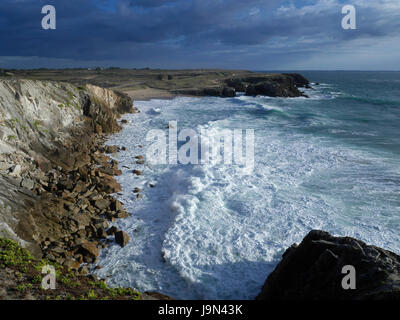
[1,0,399,70]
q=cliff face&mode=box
[0,79,133,257]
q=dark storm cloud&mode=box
[0,0,399,69]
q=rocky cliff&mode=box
[0,79,134,260]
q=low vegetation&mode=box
[0,238,142,300]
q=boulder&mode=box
[115,210,130,219]
[94,198,111,210]
[257,230,400,300]
[110,199,123,212]
[78,242,99,258]
[106,226,119,236]
[115,230,130,247]
[105,145,119,154]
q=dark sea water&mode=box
[97,71,400,299]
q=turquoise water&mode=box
[97,71,400,299]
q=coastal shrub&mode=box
[33,120,41,130]
[0,238,33,270]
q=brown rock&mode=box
[97,227,107,239]
[73,180,88,194]
[110,199,123,212]
[97,174,122,193]
[115,231,130,247]
[78,266,89,275]
[105,145,119,154]
[64,259,81,270]
[133,170,142,176]
[115,210,130,219]
[94,198,111,210]
[106,226,119,235]
[79,242,99,258]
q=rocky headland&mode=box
[4,68,311,100]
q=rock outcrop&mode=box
[257,230,400,300]
[171,73,310,98]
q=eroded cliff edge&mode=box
[0,79,134,259]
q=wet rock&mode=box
[97,174,122,193]
[115,230,130,247]
[133,170,142,176]
[133,187,141,193]
[78,242,99,259]
[96,227,107,239]
[110,199,123,212]
[106,226,119,236]
[115,210,130,219]
[105,145,119,154]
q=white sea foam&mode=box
[96,93,400,299]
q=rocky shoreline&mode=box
[1,73,399,301]
[0,78,176,299]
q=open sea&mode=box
[96,71,400,299]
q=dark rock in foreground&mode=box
[257,230,400,300]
